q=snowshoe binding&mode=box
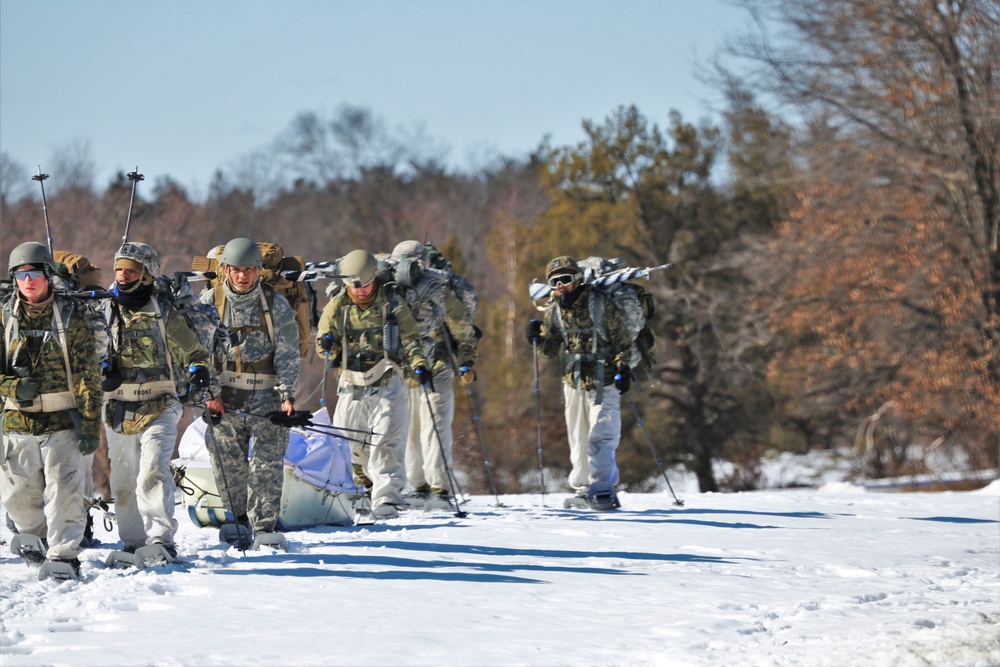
[586,482,621,512]
[423,490,455,512]
[105,543,181,568]
[10,534,48,565]
[403,486,430,510]
[219,523,254,550]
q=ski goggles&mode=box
[13,270,45,281]
[547,273,579,289]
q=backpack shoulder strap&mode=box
[149,296,177,390]
[213,285,226,322]
[50,297,77,395]
[259,282,276,347]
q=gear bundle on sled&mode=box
[173,407,362,530]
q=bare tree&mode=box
[47,138,97,194]
[725,0,1000,464]
[0,152,32,206]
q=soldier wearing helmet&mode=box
[103,242,213,559]
[525,255,632,511]
[201,238,300,543]
[0,242,102,575]
[315,249,428,519]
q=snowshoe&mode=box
[586,482,621,512]
[133,544,181,567]
[563,493,590,510]
[352,494,375,526]
[10,534,48,565]
[219,523,254,550]
[38,558,80,581]
[403,487,430,510]
[104,549,138,569]
[423,492,455,512]
[372,503,401,520]
[251,532,288,551]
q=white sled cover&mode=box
[175,408,359,528]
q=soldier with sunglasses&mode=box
[525,256,632,510]
[0,243,102,575]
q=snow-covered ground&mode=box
[1,475,997,667]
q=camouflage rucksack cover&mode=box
[577,256,656,372]
[192,242,314,358]
[152,272,228,399]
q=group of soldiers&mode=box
[1,236,631,574]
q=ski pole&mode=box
[531,337,546,504]
[319,336,332,410]
[121,168,144,245]
[220,404,376,444]
[441,330,502,506]
[461,380,502,506]
[194,383,250,554]
[417,376,468,518]
[623,391,684,506]
[31,167,54,256]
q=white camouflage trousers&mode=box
[106,398,183,549]
[334,372,408,509]
[405,368,455,493]
[563,383,622,493]
[1,428,86,559]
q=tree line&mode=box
[2,0,996,494]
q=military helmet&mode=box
[8,242,55,278]
[546,255,581,279]
[341,249,378,288]
[219,238,262,269]
[115,242,161,277]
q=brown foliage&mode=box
[767,166,999,462]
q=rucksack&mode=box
[424,243,479,322]
[577,256,657,373]
[152,272,230,399]
[192,242,314,358]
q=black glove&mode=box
[415,366,431,386]
[15,376,40,401]
[77,434,100,456]
[614,367,631,394]
[525,319,543,345]
[188,365,211,389]
[101,366,123,392]
[319,333,335,354]
[459,361,476,384]
[267,410,313,428]
[201,411,222,426]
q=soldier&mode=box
[53,249,110,545]
[316,249,429,519]
[202,238,299,544]
[390,241,479,509]
[525,256,633,510]
[0,242,102,575]
[102,242,213,558]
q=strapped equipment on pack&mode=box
[530,257,666,376]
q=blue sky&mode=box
[1,1,752,197]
